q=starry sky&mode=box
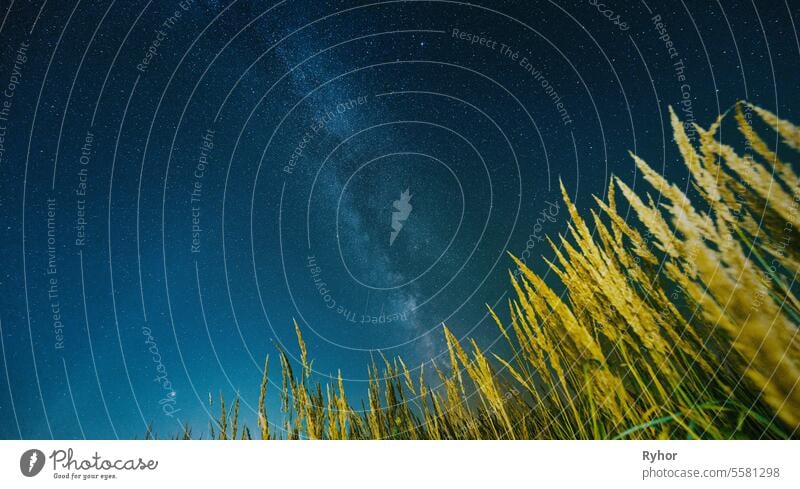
[0,0,798,439]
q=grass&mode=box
[159,102,799,440]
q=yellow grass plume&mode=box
[194,104,798,440]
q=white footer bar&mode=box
[1,440,796,488]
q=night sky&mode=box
[0,0,798,439]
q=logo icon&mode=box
[389,189,413,246]
[20,449,45,477]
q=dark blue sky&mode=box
[0,0,798,439]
